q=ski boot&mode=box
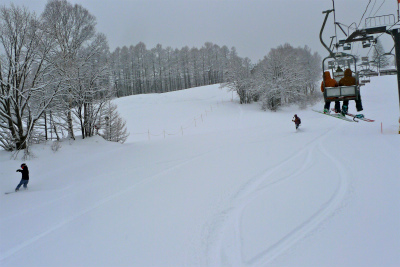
[341,105,348,116]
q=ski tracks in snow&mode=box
[205,128,351,267]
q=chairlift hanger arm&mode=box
[320,9,335,57]
[329,36,335,50]
[335,22,348,37]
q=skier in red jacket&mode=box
[292,114,301,130]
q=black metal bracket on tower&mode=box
[344,26,386,43]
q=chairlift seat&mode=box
[333,71,344,79]
[368,71,379,77]
[380,69,397,76]
[343,44,352,50]
[324,85,359,101]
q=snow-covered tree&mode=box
[109,42,233,96]
[371,39,389,69]
[99,101,129,144]
[252,44,321,111]
[42,0,98,140]
[222,48,253,104]
[0,5,62,151]
[71,33,114,139]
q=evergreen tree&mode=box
[99,102,129,144]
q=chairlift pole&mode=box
[397,0,399,22]
[392,28,400,133]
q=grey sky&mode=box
[4,0,399,62]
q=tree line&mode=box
[110,42,232,97]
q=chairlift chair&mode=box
[361,76,370,83]
[322,52,360,102]
[366,69,379,77]
[362,41,371,48]
[343,43,352,50]
[338,39,352,51]
[380,69,398,76]
[319,10,360,103]
[359,68,378,77]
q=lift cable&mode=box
[372,0,387,17]
[368,0,378,18]
[332,0,339,52]
[358,0,372,28]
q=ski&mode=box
[5,189,29,194]
[312,109,356,122]
[346,112,375,122]
[330,109,375,122]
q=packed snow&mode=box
[1,75,399,267]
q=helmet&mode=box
[21,163,26,168]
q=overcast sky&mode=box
[4,0,399,62]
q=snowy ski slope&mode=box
[1,76,399,267]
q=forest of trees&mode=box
[0,0,323,153]
[222,44,322,110]
[110,42,231,97]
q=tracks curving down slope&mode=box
[205,127,351,267]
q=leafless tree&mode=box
[0,5,61,151]
[72,33,114,138]
[42,0,97,140]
